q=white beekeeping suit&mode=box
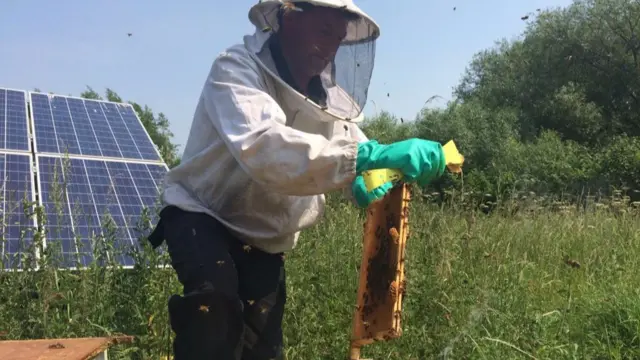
[161,0,380,254]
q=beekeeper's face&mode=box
[279,4,350,87]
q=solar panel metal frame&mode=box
[34,153,170,271]
[0,87,37,271]
[0,89,171,272]
[0,87,32,154]
[0,151,39,272]
[28,91,165,163]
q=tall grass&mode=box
[1,177,640,359]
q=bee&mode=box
[243,244,252,252]
[388,281,399,302]
[399,280,407,296]
[389,227,399,244]
[216,260,225,267]
[281,1,303,14]
[198,305,209,313]
[564,255,581,269]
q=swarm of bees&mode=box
[350,183,411,360]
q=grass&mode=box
[1,184,640,360]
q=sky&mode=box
[0,0,573,154]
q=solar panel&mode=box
[0,152,37,270]
[0,88,30,152]
[29,92,162,162]
[0,88,169,271]
[36,155,167,269]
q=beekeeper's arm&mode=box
[342,123,369,205]
[202,49,358,196]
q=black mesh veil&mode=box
[248,0,380,121]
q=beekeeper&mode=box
[148,0,446,359]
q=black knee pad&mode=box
[168,289,244,360]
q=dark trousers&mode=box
[150,205,286,360]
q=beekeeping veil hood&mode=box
[246,0,380,122]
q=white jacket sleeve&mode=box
[342,123,370,205]
[202,49,359,196]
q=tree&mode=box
[454,0,640,145]
[349,0,639,198]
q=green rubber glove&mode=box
[356,138,447,186]
[351,175,394,208]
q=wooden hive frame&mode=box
[0,335,134,360]
[349,182,411,360]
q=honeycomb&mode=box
[349,183,411,360]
